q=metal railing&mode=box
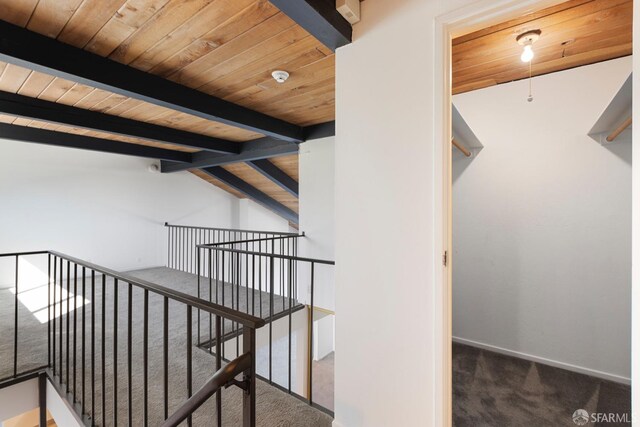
[0,250,265,426]
[196,235,335,414]
[165,222,298,275]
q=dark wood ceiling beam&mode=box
[269,0,352,51]
[248,159,299,197]
[0,90,240,154]
[304,120,335,140]
[201,167,299,223]
[161,119,335,173]
[161,137,299,172]
[0,20,304,142]
[0,123,192,162]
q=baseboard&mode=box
[452,336,630,385]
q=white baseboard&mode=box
[453,336,630,385]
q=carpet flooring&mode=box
[1,266,332,427]
[3,265,631,426]
[453,342,631,426]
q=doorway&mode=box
[436,0,635,425]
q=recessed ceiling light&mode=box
[271,70,290,83]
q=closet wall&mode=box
[453,56,632,381]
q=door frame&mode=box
[430,0,628,425]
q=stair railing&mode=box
[197,235,335,414]
[0,250,265,427]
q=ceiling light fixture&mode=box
[271,70,290,83]
[516,30,541,102]
[516,29,541,63]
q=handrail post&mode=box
[39,373,47,427]
[242,327,256,427]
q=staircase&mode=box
[0,225,335,426]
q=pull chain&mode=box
[527,60,533,102]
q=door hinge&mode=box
[442,250,448,267]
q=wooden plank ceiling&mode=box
[452,0,632,94]
[0,0,337,221]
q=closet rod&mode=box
[452,138,471,157]
[606,116,631,142]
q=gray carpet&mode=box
[5,265,631,426]
[311,353,334,412]
[453,342,631,426]
[1,266,332,427]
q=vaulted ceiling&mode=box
[0,0,631,224]
[0,0,350,224]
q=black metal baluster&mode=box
[13,255,18,377]
[215,315,222,427]
[73,264,77,401]
[101,275,106,427]
[143,289,149,427]
[215,247,219,304]
[252,254,256,317]
[60,258,63,389]
[53,256,57,376]
[197,249,201,347]
[163,296,169,420]
[66,260,70,393]
[308,262,315,405]
[127,283,132,427]
[209,249,213,354]
[288,259,292,393]
[245,243,249,315]
[259,242,263,318]
[220,250,227,306]
[236,251,239,358]
[82,267,86,415]
[242,327,257,427]
[186,305,193,427]
[91,270,95,425]
[113,279,118,427]
[222,252,225,360]
[48,254,51,368]
[269,256,274,384]
[192,228,196,274]
[282,241,286,312]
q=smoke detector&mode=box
[271,70,290,83]
[147,163,160,173]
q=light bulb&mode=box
[521,44,534,62]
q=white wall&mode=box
[333,0,635,425]
[237,198,291,233]
[46,380,84,427]
[299,137,336,359]
[335,1,467,426]
[0,378,38,423]
[299,137,335,308]
[0,140,284,276]
[452,57,632,382]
